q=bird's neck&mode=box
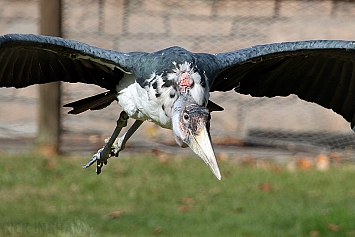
[173,94,197,112]
[172,95,197,147]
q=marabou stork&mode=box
[2,34,355,179]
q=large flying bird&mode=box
[1,34,355,179]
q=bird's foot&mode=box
[83,111,130,175]
[82,136,124,174]
[82,147,110,174]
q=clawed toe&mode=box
[82,113,143,175]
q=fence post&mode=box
[37,0,62,155]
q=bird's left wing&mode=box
[212,40,355,129]
[0,34,132,90]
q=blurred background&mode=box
[3,1,355,236]
[1,0,355,157]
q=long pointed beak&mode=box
[187,125,222,180]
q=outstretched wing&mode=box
[212,40,355,129]
[0,34,132,90]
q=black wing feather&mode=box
[0,34,131,90]
[212,40,355,128]
[63,91,117,114]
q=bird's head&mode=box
[172,97,221,180]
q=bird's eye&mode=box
[183,114,189,120]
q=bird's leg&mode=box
[83,111,129,174]
[109,120,144,156]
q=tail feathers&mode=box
[64,91,117,114]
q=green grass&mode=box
[1,153,355,236]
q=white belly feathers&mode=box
[116,74,173,129]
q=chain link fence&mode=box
[1,0,355,153]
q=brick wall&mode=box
[64,0,355,52]
[1,0,355,149]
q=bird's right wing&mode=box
[0,34,132,90]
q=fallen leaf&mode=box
[179,205,189,212]
[153,226,162,234]
[217,152,229,162]
[315,154,329,171]
[151,149,169,164]
[286,160,296,172]
[309,230,320,236]
[158,153,169,164]
[259,182,271,192]
[182,196,195,205]
[272,165,281,174]
[256,160,269,169]
[297,157,312,170]
[242,155,256,166]
[327,223,341,232]
[108,211,124,219]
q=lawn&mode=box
[0,153,355,236]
